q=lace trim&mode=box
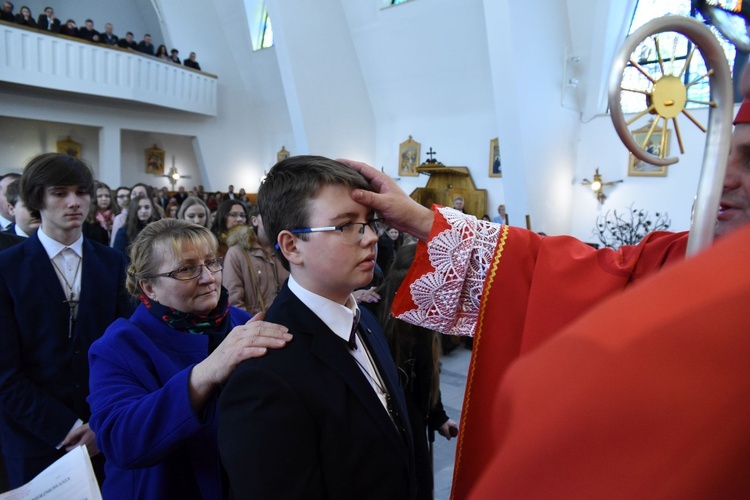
[396,207,501,336]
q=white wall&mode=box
[0,116,99,174]
[0,0,731,242]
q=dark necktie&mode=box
[348,309,361,350]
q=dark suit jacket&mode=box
[219,283,416,499]
[0,231,24,251]
[0,233,132,485]
[36,15,60,32]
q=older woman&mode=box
[178,196,211,229]
[87,219,291,499]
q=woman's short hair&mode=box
[126,218,219,297]
[20,153,95,213]
[177,196,212,229]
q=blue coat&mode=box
[88,303,251,500]
[0,233,131,486]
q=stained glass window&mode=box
[621,0,739,114]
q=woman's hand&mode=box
[353,286,381,304]
[188,313,291,411]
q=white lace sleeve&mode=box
[395,207,502,336]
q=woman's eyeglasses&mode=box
[148,258,224,281]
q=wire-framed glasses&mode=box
[148,258,224,281]
[291,219,385,245]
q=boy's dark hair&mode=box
[258,155,372,271]
[5,179,20,206]
[20,153,95,213]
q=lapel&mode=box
[357,313,414,447]
[277,286,409,455]
[25,233,68,304]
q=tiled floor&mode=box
[432,345,472,500]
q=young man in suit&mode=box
[219,156,416,499]
[3,179,40,237]
[36,6,59,32]
[0,153,132,487]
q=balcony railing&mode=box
[0,22,218,116]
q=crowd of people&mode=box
[0,157,457,498]
[0,3,203,71]
[1,42,749,498]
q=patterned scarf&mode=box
[96,210,113,231]
[140,287,231,353]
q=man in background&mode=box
[184,52,201,70]
[100,23,118,46]
[0,174,20,231]
[3,180,39,237]
[136,34,154,56]
[36,6,59,32]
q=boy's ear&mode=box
[7,202,15,217]
[277,230,303,266]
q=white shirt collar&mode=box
[287,274,358,343]
[14,224,29,238]
[0,214,11,230]
[37,228,84,259]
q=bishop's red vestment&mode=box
[392,206,688,498]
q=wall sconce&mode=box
[581,168,623,204]
[161,155,191,188]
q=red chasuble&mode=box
[392,206,688,498]
[470,222,750,498]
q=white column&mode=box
[98,126,121,187]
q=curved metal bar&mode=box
[608,16,733,255]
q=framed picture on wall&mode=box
[145,145,165,175]
[627,123,669,177]
[277,146,290,162]
[57,137,81,158]
[398,135,420,177]
[489,137,501,177]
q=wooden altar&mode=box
[409,164,487,219]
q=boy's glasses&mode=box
[148,258,224,281]
[291,219,385,245]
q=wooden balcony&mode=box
[0,22,218,116]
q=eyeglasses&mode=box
[227,212,247,219]
[148,258,223,281]
[291,219,384,245]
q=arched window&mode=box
[621,0,742,114]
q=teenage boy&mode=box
[0,153,131,487]
[3,179,40,237]
[219,156,416,499]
